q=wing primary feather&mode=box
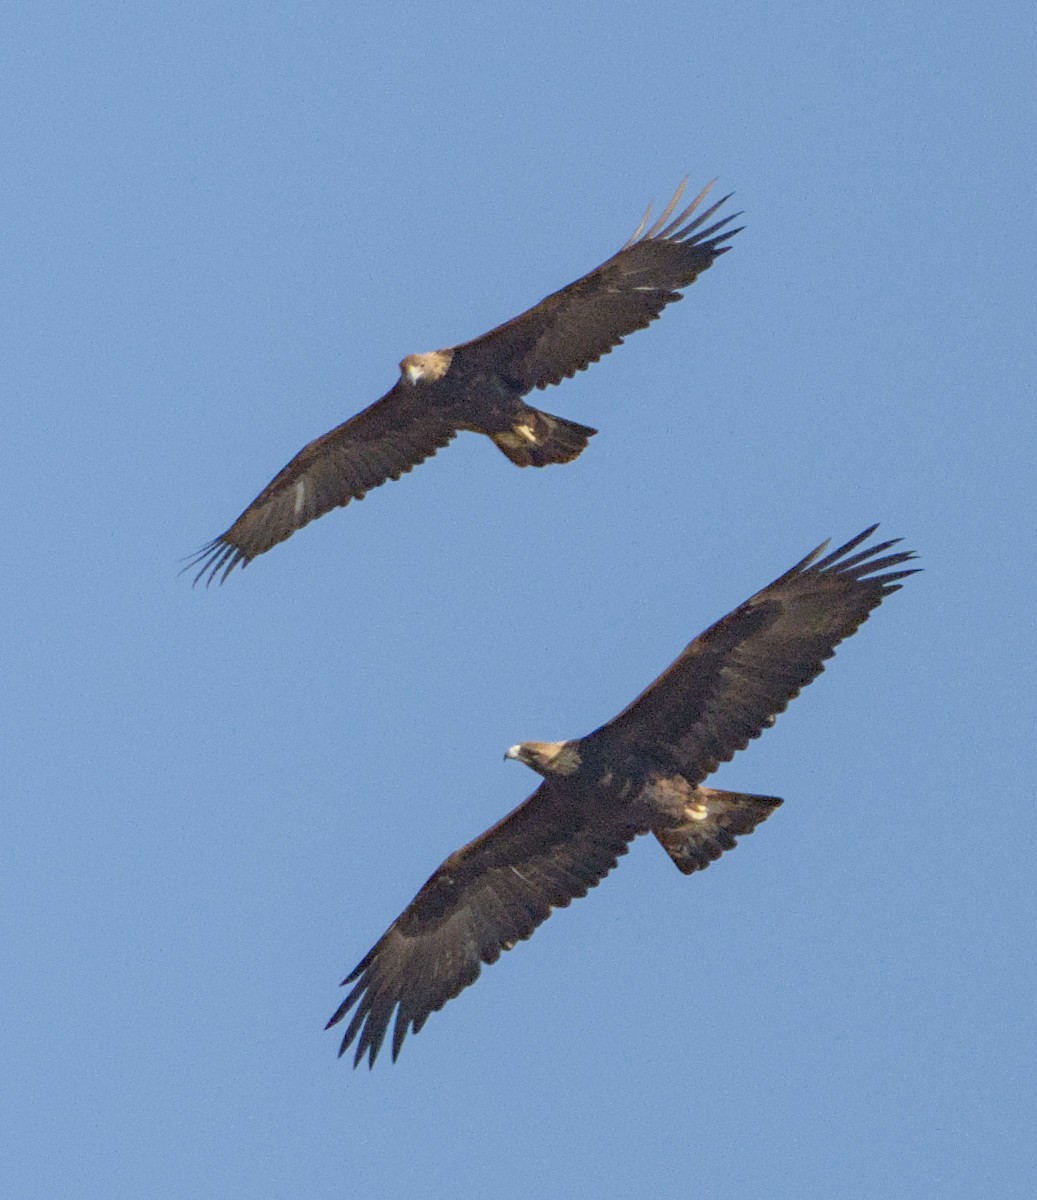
[871,571,917,592]
[837,546,910,577]
[217,550,244,585]
[670,193,737,240]
[828,536,901,570]
[764,537,832,587]
[656,181,722,240]
[392,1010,411,1063]
[180,539,248,588]
[809,524,880,571]
[796,526,918,589]
[642,176,690,240]
[621,202,656,251]
[685,212,743,248]
[340,1001,374,1064]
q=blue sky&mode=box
[4,2,1035,1196]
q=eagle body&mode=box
[504,740,779,876]
[327,527,918,1066]
[432,364,597,467]
[189,178,740,583]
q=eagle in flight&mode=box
[189,179,740,584]
[326,527,918,1067]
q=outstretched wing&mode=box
[326,782,644,1068]
[584,527,919,784]
[186,386,457,585]
[450,179,741,393]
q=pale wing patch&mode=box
[293,478,308,517]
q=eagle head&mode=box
[399,349,453,385]
[504,740,582,778]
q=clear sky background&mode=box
[4,2,1034,1197]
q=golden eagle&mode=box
[189,179,740,584]
[326,527,917,1067]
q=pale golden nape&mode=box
[399,349,454,385]
[505,740,582,777]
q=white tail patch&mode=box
[495,423,538,450]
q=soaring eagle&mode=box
[326,527,917,1067]
[189,179,740,584]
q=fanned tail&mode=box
[653,786,783,875]
[491,408,598,467]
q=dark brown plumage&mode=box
[188,179,740,584]
[326,527,918,1067]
